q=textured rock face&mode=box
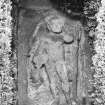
[25,10,88,105]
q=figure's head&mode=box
[45,15,65,33]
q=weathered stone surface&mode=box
[26,10,88,105]
[18,4,91,105]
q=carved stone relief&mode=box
[25,10,88,105]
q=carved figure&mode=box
[27,10,87,105]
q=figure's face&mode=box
[47,17,65,33]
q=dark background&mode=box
[12,0,85,13]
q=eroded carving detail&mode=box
[27,11,87,105]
